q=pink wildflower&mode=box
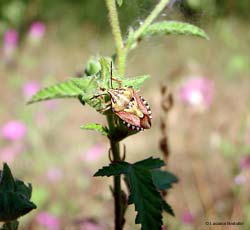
[36,212,60,230]
[44,100,59,110]
[3,29,18,47]
[179,76,214,109]
[83,144,105,163]
[181,210,195,224]
[46,167,62,182]
[2,29,18,59]
[234,155,250,185]
[22,81,40,99]
[234,173,247,185]
[240,156,250,170]
[1,120,27,141]
[28,21,45,43]
[81,220,104,230]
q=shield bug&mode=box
[108,86,152,131]
[92,62,152,131]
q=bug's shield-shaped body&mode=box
[108,87,152,131]
[107,87,134,110]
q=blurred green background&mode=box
[0,0,250,229]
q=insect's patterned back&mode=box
[108,85,152,131]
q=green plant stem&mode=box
[106,0,170,77]
[132,0,170,41]
[105,0,126,226]
[124,0,170,74]
[107,115,123,230]
[105,0,126,77]
[104,1,170,229]
[3,222,13,230]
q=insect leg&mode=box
[111,77,122,88]
[89,93,107,100]
[97,101,112,113]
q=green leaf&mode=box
[80,123,108,136]
[27,55,149,115]
[27,78,85,104]
[116,0,123,7]
[27,76,101,105]
[0,163,36,222]
[72,76,107,111]
[94,158,165,177]
[140,21,209,40]
[99,57,113,88]
[15,180,32,200]
[162,200,175,216]
[1,220,19,230]
[84,56,101,76]
[0,163,15,192]
[0,192,36,222]
[151,169,178,190]
[70,77,98,93]
[134,157,165,170]
[120,75,150,90]
[94,162,130,177]
[128,166,163,230]
[95,158,164,230]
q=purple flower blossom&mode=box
[82,144,105,163]
[240,156,250,170]
[36,212,60,230]
[1,120,27,141]
[2,29,19,58]
[44,100,59,110]
[4,29,18,47]
[46,167,62,182]
[81,220,104,230]
[234,156,250,185]
[181,210,195,224]
[28,21,45,42]
[179,76,214,109]
[22,81,40,99]
[234,173,247,185]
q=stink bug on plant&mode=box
[92,62,152,131]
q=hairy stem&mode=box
[105,0,126,76]
[105,1,126,228]
[107,115,123,230]
[104,1,171,229]
[5,223,11,230]
[111,140,123,230]
[124,0,170,71]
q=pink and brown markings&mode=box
[108,87,152,131]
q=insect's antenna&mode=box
[110,61,113,89]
